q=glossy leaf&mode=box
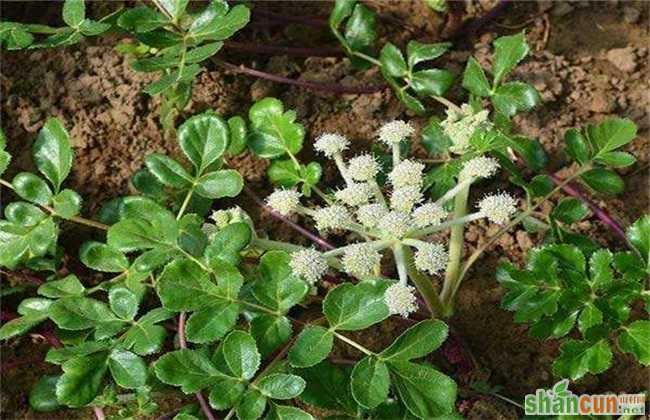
[462,57,491,97]
[551,198,589,224]
[80,241,129,273]
[552,339,612,380]
[288,325,334,368]
[222,330,260,380]
[55,351,109,407]
[618,320,650,365]
[51,189,82,219]
[38,275,85,298]
[351,356,389,409]
[491,82,540,117]
[389,361,457,418]
[178,113,229,173]
[379,319,448,361]
[258,374,306,399]
[29,375,61,412]
[492,32,529,85]
[108,349,147,389]
[12,172,53,205]
[154,349,223,393]
[580,168,624,195]
[145,153,193,188]
[194,169,243,199]
[323,279,390,331]
[33,118,73,192]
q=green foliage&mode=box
[497,237,649,380]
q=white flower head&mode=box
[266,189,301,216]
[478,192,518,224]
[290,249,328,285]
[414,243,448,275]
[390,186,422,214]
[314,133,349,157]
[388,159,425,188]
[460,156,500,180]
[378,120,415,145]
[313,205,352,231]
[348,154,379,182]
[384,283,418,318]
[357,203,388,229]
[441,104,491,154]
[342,244,382,278]
[412,203,447,228]
[378,211,412,239]
[335,182,373,207]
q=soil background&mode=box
[1,1,649,419]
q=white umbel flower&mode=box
[347,154,379,182]
[384,283,418,318]
[378,120,414,145]
[388,159,425,188]
[314,133,349,157]
[357,203,388,228]
[210,210,231,228]
[460,156,500,180]
[478,193,517,224]
[390,186,422,213]
[378,211,412,239]
[290,249,328,285]
[342,244,382,277]
[441,104,491,154]
[412,203,447,228]
[414,243,448,275]
[313,205,352,231]
[266,189,301,216]
[334,183,373,207]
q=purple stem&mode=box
[243,186,336,251]
[93,407,106,420]
[549,173,630,246]
[224,40,344,58]
[213,59,386,95]
[178,312,218,420]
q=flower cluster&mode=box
[264,120,518,318]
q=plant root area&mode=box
[1,1,648,418]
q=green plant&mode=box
[497,215,649,381]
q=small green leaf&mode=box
[0,22,34,50]
[627,215,649,267]
[343,3,376,62]
[79,241,129,273]
[587,117,637,154]
[380,43,407,77]
[208,376,246,410]
[4,202,46,227]
[253,250,309,312]
[564,128,591,164]
[551,197,589,224]
[406,41,450,68]
[12,172,53,205]
[267,404,314,420]
[49,296,117,330]
[62,0,85,28]
[194,169,243,199]
[145,153,193,188]
[227,116,247,155]
[578,304,603,334]
[491,82,540,117]
[267,159,302,188]
[0,314,48,340]
[492,32,529,85]
[296,361,356,413]
[288,326,334,368]
[236,389,267,420]
[351,356,389,409]
[108,349,147,389]
[122,308,173,356]
[552,339,613,380]
[156,258,225,311]
[248,98,305,159]
[38,275,85,298]
[29,375,61,412]
[33,118,73,192]
[595,151,636,168]
[51,189,82,219]
[117,6,168,33]
[178,113,229,173]
[109,287,139,320]
[462,57,491,97]
[204,222,251,266]
[154,349,222,393]
[56,351,109,407]
[156,0,189,21]
[580,168,624,195]
[258,374,306,399]
[189,4,250,42]
[380,319,448,361]
[250,315,292,358]
[410,69,454,96]
[389,361,457,418]
[618,320,650,365]
[323,279,390,331]
[185,301,240,344]
[222,330,260,380]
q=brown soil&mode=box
[1,1,649,419]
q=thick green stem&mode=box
[402,246,444,318]
[439,183,470,316]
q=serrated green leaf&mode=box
[208,375,246,410]
[564,128,591,164]
[248,98,305,159]
[56,351,109,407]
[551,197,589,224]
[389,361,457,418]
[351,356,389,409]
[12,172,53,205]
[491,82,540,117]
[154,349,223,393]
[258,373,306,400]
[380,43,407,78]
[204,222,251,266]
[492,32,529,85]
[595,151,636,168]
[118,6,168,33]
[0,314,47,340]
[406,41,450,68]
[288,326,334,368]
[462,57,491,97]
[580,168,624,195]
[267,159,302,188]
[0,22,34,50]
[79,241,129,273]
[49,296,117,330]
[62,0,85,28]
[122,308,173,355]
[552,339,612,380]
[29,375,61,412]
[108,349,147,389]
[194,169,243,199]
[618,320,650,365]
[222,330,260,380]
[189,4,250,42]
[227,116,247,155]
[145,153,193,188]
[156,258,225,311]
[578,304,603,334]
[51,189,82,219]
[250,314,292,358]
[267,404,314,420]
[253,250,309,312]
[410,69,454,96]
[323,279,390,331]
[587,117,637,154]
[236,389,267,420]
[109,287,139,320]
[178,112,229,173]
[4,202,46,227]
[380,319,448,361]
[185,300,240,344]
[38,275,85,298]
[296,361,355,413]
[626,215,649,266]
[33,118,73,193]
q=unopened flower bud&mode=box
[460,156,500,180]
[348,154,379,182]
[290,249,328,285]
[356,203,388,229]
[414,243,448,275]
[378,120,414,145]
[412,203,447,228]
[342,244,382,278]
[314,133,349,157]
[266,190,301,216]
[390,186,422,213]
[313,205,352,231]
[335,183,373,207]
[388,159,425,188]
